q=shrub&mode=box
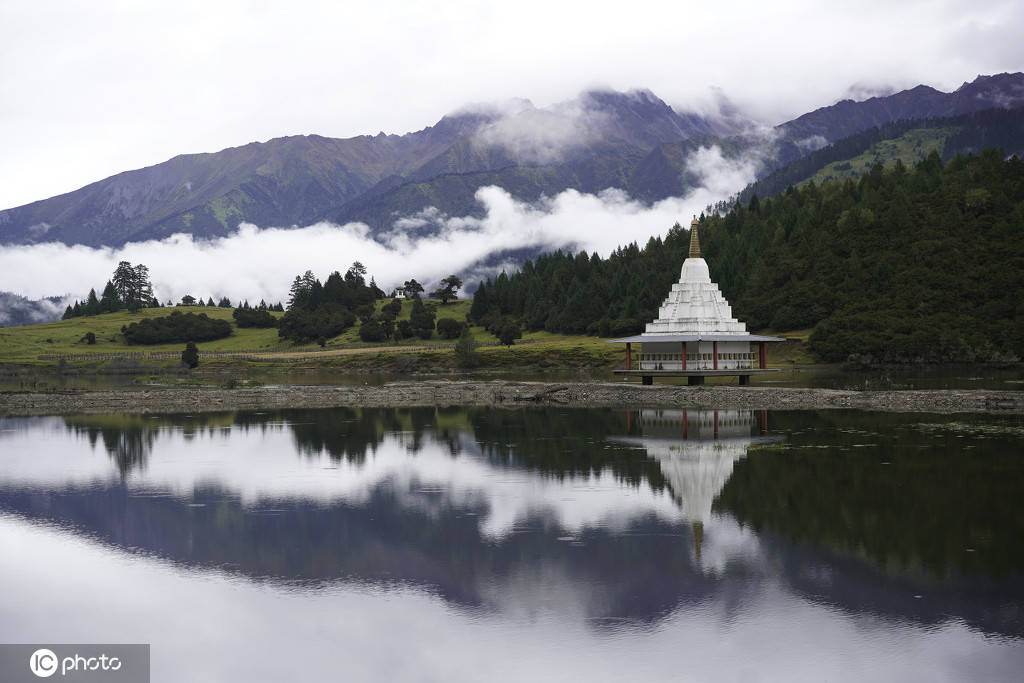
[498,321,522,347]
[123,312,232,345]
[233,307,278,328]
[436,318,465,339]
[358,319,387,342]
[277,305,356,344]
[409,298,436,339]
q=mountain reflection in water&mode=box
[1,406,1023,650]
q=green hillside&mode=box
[0,307,284,362]
[806,128,955,186]
[737,106,1024,205]
[0,299,479,363]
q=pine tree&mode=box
[133,264,153,307]
[345,262,367,288]
[84,288,101,316]
[112,261,135,303]
[100,281,120,312]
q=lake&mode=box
[1,406,1023,682]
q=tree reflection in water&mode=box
[3,406,1020,639]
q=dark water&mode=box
[1,407,1023,682]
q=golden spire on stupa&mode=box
[688,215,701,259]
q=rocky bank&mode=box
[1,381,1021,416]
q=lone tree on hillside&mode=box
[429,275,463,304]
[498,321,522,347]
[454,325,479,368]
[181,342,199,368]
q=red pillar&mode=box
[759,342,767,369]
[626,342,632,371]
[714,410,719,438]
[683,410,688,439]
[681,342,687,371]
[713,341,718,370]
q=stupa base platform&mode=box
[613,369,781,386]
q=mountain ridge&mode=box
[2,74,1023,247]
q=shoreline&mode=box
[1,381,1021,416]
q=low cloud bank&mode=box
[0,292,75,326]
[472,97,614,164]
[0,146,758,317]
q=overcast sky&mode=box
[1,0,1022,210]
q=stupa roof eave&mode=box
[606,334,786,343]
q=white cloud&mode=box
[0,146,760,305]
[796,135,829,152]
[0,292,74,325]
[473,98,613,164]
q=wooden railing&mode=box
[36,339,536,362]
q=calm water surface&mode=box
[1,407,1023,682]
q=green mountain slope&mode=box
[807,127,955,186]
[739,106,1024,203]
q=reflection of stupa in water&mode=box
[616,409,780,565]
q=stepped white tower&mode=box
[644,221,748,336]
[610,217,783,385]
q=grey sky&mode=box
[1,0,1022,210]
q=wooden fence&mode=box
[36,339,534,362]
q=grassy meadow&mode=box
[0,298,810,373]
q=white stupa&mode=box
[644,223,748,336]
[611,217,783,384]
